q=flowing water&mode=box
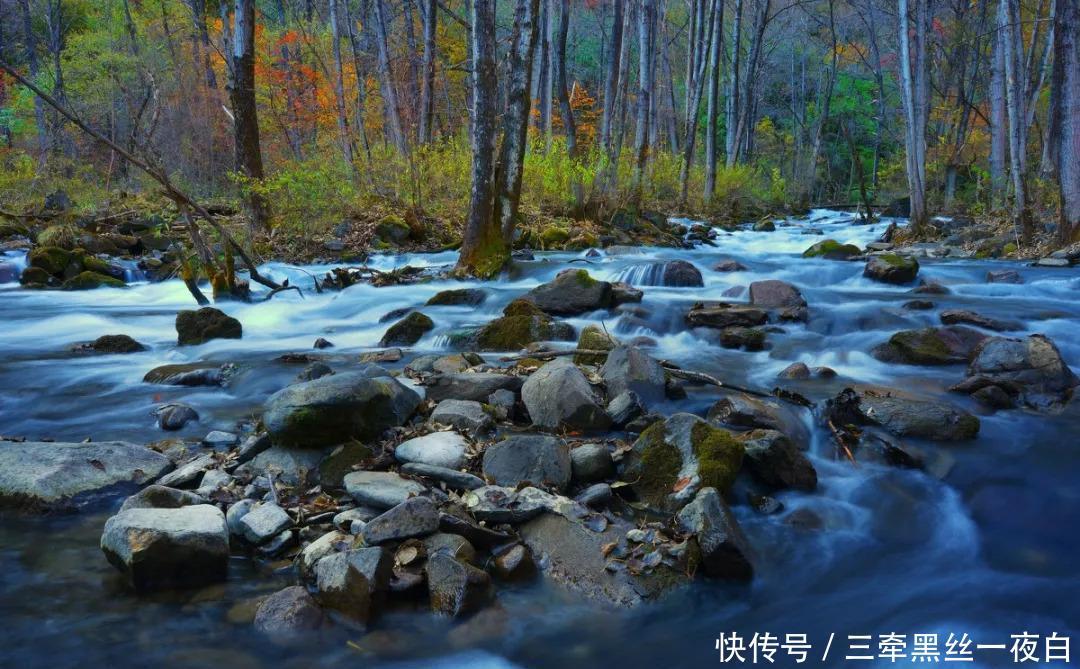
[1,210,1078,668]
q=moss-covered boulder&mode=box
[89,334,147,354]
[538,227,571,249]
[61,271,126,290]
[379,311,434,347]
[374,215,411,244]
[36,223,80,249]
[523,269,614,316]
[871,326,987,365]
[264,371,422,447]
[622,413,744,511]
[575,325,617,364]
[474,314,575,351]
[426,288,487,306]
[864,254,920,284]
[176,307,242,345]
[852,389,979,441]
[28,246,75,276]
[18,266,52,287]
[802,239,861,260]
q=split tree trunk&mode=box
[228,0,270,233]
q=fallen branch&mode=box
[826,418,858,466]
[259,284,304,302]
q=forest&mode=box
[0,2,1079,668]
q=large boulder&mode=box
[620,260,704,287]
[871,326,987,365]
[600,345,667,407]
[264,372,421,447]
[621,413,744,511]
[482,434,572,492]
[379,311,434,347]
[848,389,980,441]
[686,303,768,329]
[707,393,810,448]
[802,239,861,260]
[521,358,612,431]
[175,307,242,345]
[100,504,229,591]
[519,513,687,608]
[959,335,1078,410]
[0,441,172,511]
[676,488,753,580]
[749,280,808,322]
[523,269,614,315]
[864,254,920,284]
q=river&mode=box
[1,210,1078,668]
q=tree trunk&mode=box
[373,0,409,154]
[703,0,724,203]
[897,0,930,233]
[679,0,718,205]
[633,0,655,202]
[19,0,48,157]
[345,0,375,169]
[599,0,624,157]
[725,0,744,165]
[1057,0,1080,241]
[990,10,1008,205]
[228,0,269,233]
[538,0,554,148]
[329,0,357,175]
[553,0,582,209]
[419,0,437,143]
[496,0,541,243]
[1001,0,1032,243]
[456,0,506,278]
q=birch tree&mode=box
[897,0,930,234]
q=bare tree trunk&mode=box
[725,0,744,165]
[679,0,718,205]
[373,0,409,154]
[419,0,437,144]
[553,0,582,208]
[19,0,48,157]
[1041,0,1064,179]
[633,0,656,203]
[1000,0,1032,243]
[457,0,506,278]
[990,10,1008,205]
[1057,0,1080,242]
[228,0,269,233]
[598,0,624,158]
[345,0,375,169]
[329,0,357,175]
[800,0,837,203]
[496,0,541,242]
[185,0,218,89]
[703,0,724,203]
[898,0,930,233]
[538,0,554,148]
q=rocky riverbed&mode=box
[2,210,1079,669]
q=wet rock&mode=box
[226,499,256,537]
[1034,257,1070,267]
[523,269,614,315]
[430,400,493,435]
[718,327,767,351]
[120,485,204,512]
[575,324,617,365]
[482,434,572,492]
[607,390,645,427]
[264,372,421,447]
[87,334,146,354]
[634,260,704,287]
[492,543,537,581]
[61,271,125,290]
[473,304,576,351]
[462,485,548,524]
[426,289,487,306]
[864,254,920,284]
[713,259,748,272]
[313,337,334,349]
[519,513,686,607]
[424,532,476,564]
[986,269,1023,284]
[802,239,861,260]
[379,311,434,347]
[238,502,293,545]
[196,469,232,497]
[18,266,51,286]
[203,430,238,447]
[344,471,427,509]
[100,504,229,590]
[253,586,324,641]
[600,345,667,407]
[903,299,936,310]
[738,430,817,491]
[361,497,440,545]
[143,363,228,386]
[175,307,242,345]
[621,413,744,511]
[394,432,468,469]
[239,445,326,487]
[297,530,352,578]
[749,280,807,312]
[427,553,494,618]
[425,372,522,403]
[778,362,810,380]
[753,220,776,232]
[707,393,809,447]
[853,389,980,441]
[297,362,333,382]
[611,281,644,304]
[570,443,614,483]
[972,384,1016,410]
[962,335,1078,410]
[676,488,753,580]
[871,326,987,365]
[314,547,393,622]
[686,303,768,329]
[156,453,215,489]
[911,280,950,295]
[522,358,612,432]
[153,402,200,431]
[575,482,613,507]
[940,309,1022,332]
[401,463,486,490]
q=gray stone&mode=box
[606,390,644,427]
[964,334,1078,410]
[482,434,572,491]
[855,390,980,441]
[1034,257,1070,267]
[430,400,494,435]
[739,430,817,491]
[521,358,611,432]
[707,393,810,448]
[361,497,440,545]
[940,309,1023,332]
[100,504,229,591]
[676,488,753,580]
[871,326,988,365]
[143,363,227,387]
[463,485,549,524]
[239,502,293,545]
[425,532,477,564]
[986,269,1023,284]
[343,471,427,509]
[400,463,485,490]
[0,440,172,510]
[314,547,392,621]
[203,430,238,447]
[264,372,421,448]
[425,372,523,403]
[523,269,614,316]
[296,362,333,382]
[491,543,536,581]
[575,482,613,507]
[394,432,468,469]
[253,586,324,641]
[864,254,920,284]
[686,303,769,329]
[427,553,494,617]
[297,530,352,579]
[600,346,667,407]
[119,485,204,512]
[226,499,257,537]
[240,445,327,487]
[570,443,614,483]
[156,453,216,489]
[156,403,199,431]
[778,362,811,379]
[196,469,233,496]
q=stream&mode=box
[1,210,1078,668]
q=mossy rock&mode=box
[28,246,75,277]
[176,307,242,345]
[375,215,411,244]
[564,233,599,251]
[36,223,80,250]
[0,222,31,239]
[872,326,986,365]
[864,254,919,284]
[753,220,776,232]
[802,239,861,260]
[502,298,547,318]
[61,271,126,290]
[538,227,571,249]
[625,413,744,511]
[475,314,575,351]
[1002,242,1018,256]
[574,325,617,364]
[79,254,116,276]
[19,266,52,287]
[379,311,435,347]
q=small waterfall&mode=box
[612,261,669,287]
[0,251,28,284]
